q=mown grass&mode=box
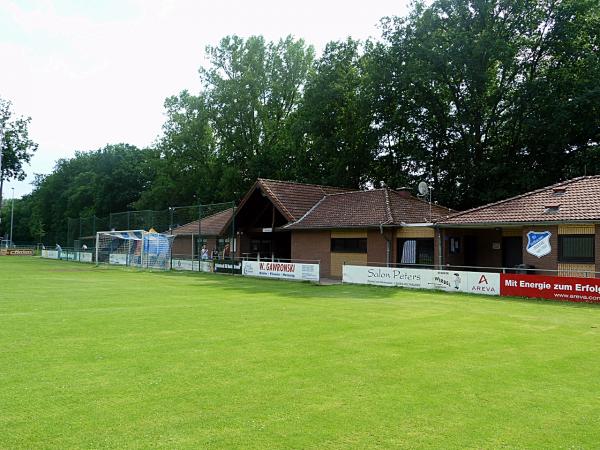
[2,257,600,448]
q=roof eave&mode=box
[436,219,600,228]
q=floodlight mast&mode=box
[0,125,3,228]
[9,187,14,247]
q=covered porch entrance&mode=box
[440,226,523,271]
[233,183,292,260]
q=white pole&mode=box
[140,231,145,269]
[95,232,99,265]
[0,126,3,230]
[9,187,14,247]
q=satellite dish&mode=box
[418,181,429,196]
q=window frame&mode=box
[330,238,367,254]
[397,238,435,266]
[558,234,595,263]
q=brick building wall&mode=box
[474,229,503,268]
[172,235,194,258]
[172,235,217,259]
[596,225,600,275]
[441,228,465,267]
[440,228,502,268]
[291,230,331,278]
[367,229,394,266]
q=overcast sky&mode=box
[1,0,410,198]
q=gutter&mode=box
[435,220,600,229]
[399,222,435,227]
[379,223,392,267]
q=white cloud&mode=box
[1,0,409,197]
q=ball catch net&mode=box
[95,230,174,270]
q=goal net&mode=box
[95,230,174,270]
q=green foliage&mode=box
[135,92,217,209]
[11,0,600,240]
[0,97,38,206]
[290,39,375,188]
[200,35,315,199]
[12,144,159,244]
[367,0,600,208]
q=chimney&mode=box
[395,187,412,198]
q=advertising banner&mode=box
[501,274,600,303]
[64,252,76,261]
[343,265,428,289]
[78,252,93,263]
[172,259,198,271]
[430,270,500,296]
[42,250,59,259]
[342,266,500,296]
[6,248,34,256]
[109,254,128,265]
[199,261,213,273]
[214,259,242,274]
[242,260,320,282]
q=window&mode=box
[558,235,594,263]
[250,239,271,255]
[330,238,367,253]
[449,237,460,254]
[398,238,434,266]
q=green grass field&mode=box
[2,258,600,448]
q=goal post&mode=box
[95,230,174,270]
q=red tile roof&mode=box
[172,208,233,236]
[255,178,350,221]
[172,179,454,234]
[439,176,600,225]
[285,188,452,229]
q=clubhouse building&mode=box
[172,178,451,278]
[172,175,600,278]
[436,176,600,277]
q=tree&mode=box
[0,97,38,209]
[19,144,159,244]
[289,39,375,188]
[201,35,314,199]
[29,213,46,244]
[366,0,600,209]
[135,91,217,209]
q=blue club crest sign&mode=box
[526,231,552,258]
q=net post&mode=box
[231,202,236,258]
[140,230,145,269]
[198,204,202,272]
[95,232,99,266]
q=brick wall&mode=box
[172,235,218,259]
[367,229,394,266]
[439,228,502,268]
[434,229,441,267]
[172,235,194,258]
[204,238,217,255]
[475,229,503,268]
[291,230,331,278]
[522,225,558,273]
[441,228,465,267]
[330,252,367,278]
[596,225,600,276]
